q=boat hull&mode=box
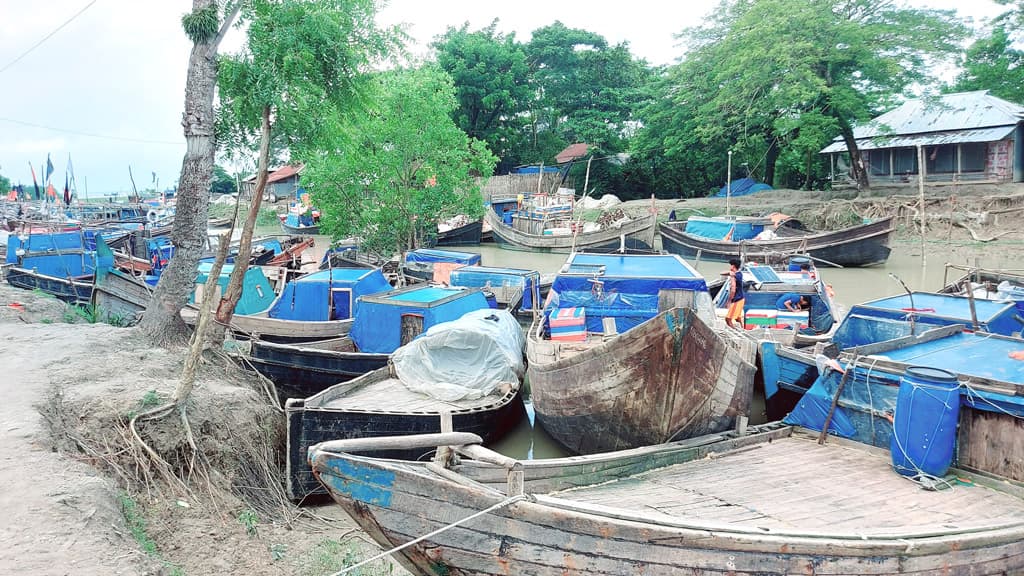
[659,217,895,267]
[180,305,352,343]
[527,307,756,454]
[280,222,320,235]
[91,269,152,325]
[434,219,483,247]
[311,425,1024,576]
[287,367,524,501]
[486,210,655,253]
[6,267,93,303]
[248,339,389,400]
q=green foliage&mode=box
[304,67,496,256]
[270,543,287,562]
[211,165,237,195]
[634,0,967,193]
[433,21,531,172]
[256,207,279,226]
[217,0,398,159]
[140,390,161,409]
[237,508,259,537]
[119,494,184,574]
[63,303,99,324]
[302,538,393,576]
[948,26,1024,104]
[0,172,10,193]
[181,4,219,44]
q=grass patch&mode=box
[302,538,394,576]
[256,207,280,226]
[119,493,185,575]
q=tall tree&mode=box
[210,164,237,195]
[433,21,531,172]
[949,26,1024,104]
[305,67,496,257]
[214,0,394,330]
[138,0,239,344]
[648,0,965,191]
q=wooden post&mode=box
[726,150,733,216]
[917,145,926,269]
[735,415,748,436]
[818,354,858,445]
[435,411,454,465]
[582,156,593,197]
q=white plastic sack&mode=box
[391,309,525,402]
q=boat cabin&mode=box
[266,268,392,323]
[349,285,490,354]
[402,248,481,284]
[448,266,541,311]
[189,263,278,315]
[713,260,836,333]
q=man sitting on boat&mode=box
[724,259,745,329]
[775,293,810,312]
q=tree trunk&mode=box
[215,105,272,330]
[763,135,779,187]
[836,115,870,189]
[137,0,238,345]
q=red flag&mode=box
[46,182,57,199]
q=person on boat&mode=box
[724,259,745,328]
[776,293,810,312]
[799,262,816,279]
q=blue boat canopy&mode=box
[547,253,709,333]
[191,263,277,315]
[6,231,113,277]
[684,216,765,241]
[350,286,490,354]
[449,266,540,310]
[833,291,1021,347]
[404,249,481,265]
[267,268,392,322]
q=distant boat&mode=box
[5,229,113,303]
[432,215,483,247]
[660,214,895,267]
[310,421,1024,575]
[486,195,655,253]
[279,204,320,234]
[400,248,481,284]
[527,252,757,454]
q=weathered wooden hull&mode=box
[287,367,524,501]
[486,210,655,253]
[180,304,352,343]
[659,216,895,267]
[311,425,1024,576]
[265,237,315,268]
[248,338,389,400]
[280,221,320,235]
[6,267,93,303]
[91,269,152,325]
[434,219,483,247]
[527,307,756,454]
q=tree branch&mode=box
[206,0,242,60]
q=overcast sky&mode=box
[0,0,1008,194]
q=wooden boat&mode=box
[248,337,390,399]
[91,267,152,325]
[288,308,526,500]
[181,304,352,342]
[4,229,112,303]
[401,248,480,284]
[265,236,314,268]
[207,217,233,229]
[5,266,93,303]
[527,252,756,454]
[434,216,482,247]
[485,207,655,253]
[940,264,1024,301]
[310,422,1024,575]
[279,209,320,235]
[660,215,895,267]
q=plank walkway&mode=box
[555,435,1024,535]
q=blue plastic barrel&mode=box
[483,290,498,309]
[788,256,811,272]
[890,366,960,477]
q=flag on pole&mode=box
[29,162,41,199]
[64,174,71,206]
[45,154,54,183]
[66,155,76,201]
[46,182,57,200]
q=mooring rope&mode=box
[331,493,529,575]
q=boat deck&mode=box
[554,434,1024,536]
[319,377,512,413]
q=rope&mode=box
[331,494,528,575]
[959,379,1024,421]
[863,357,878,445]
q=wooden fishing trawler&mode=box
[527,252,756,454]
[660,214,895,267]
[310,416,1024,575]
[286,308,525,500]
[5,229,113,303]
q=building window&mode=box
[960,142,986,172]
[925,145,956,173]
[893,148,918,175]
[868,150,891,176]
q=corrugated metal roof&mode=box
[821,126,1016,153]
[821,91,1024,153]
[555,143,589,163]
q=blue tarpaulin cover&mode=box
[404,249,481,265]
[547,253,710,333]
[190,264,277,315]
[6,231,112,277]
[683,216,764,241]
[449,266,539,310]
[267,268,391,322]
[715,177,774,198]
[783,375,858,438]
[350,287,489,354]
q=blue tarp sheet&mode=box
[881,331,1024,385]
[783,376,858,438]
[449,266,539,311]
[16,252,97,277]
[404,249,481,265]
[267,268,391,322]
[547,254,709,333]
[190,264,277,315]
[7,231,85,263]
[715,178,774,198]
[684,217,763,241]
[833,293,1021,346]
[350,288,489,354]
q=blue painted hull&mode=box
[6,267,93,303]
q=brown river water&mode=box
[296,236,1014,459]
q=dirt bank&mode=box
[0,283,401,576]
